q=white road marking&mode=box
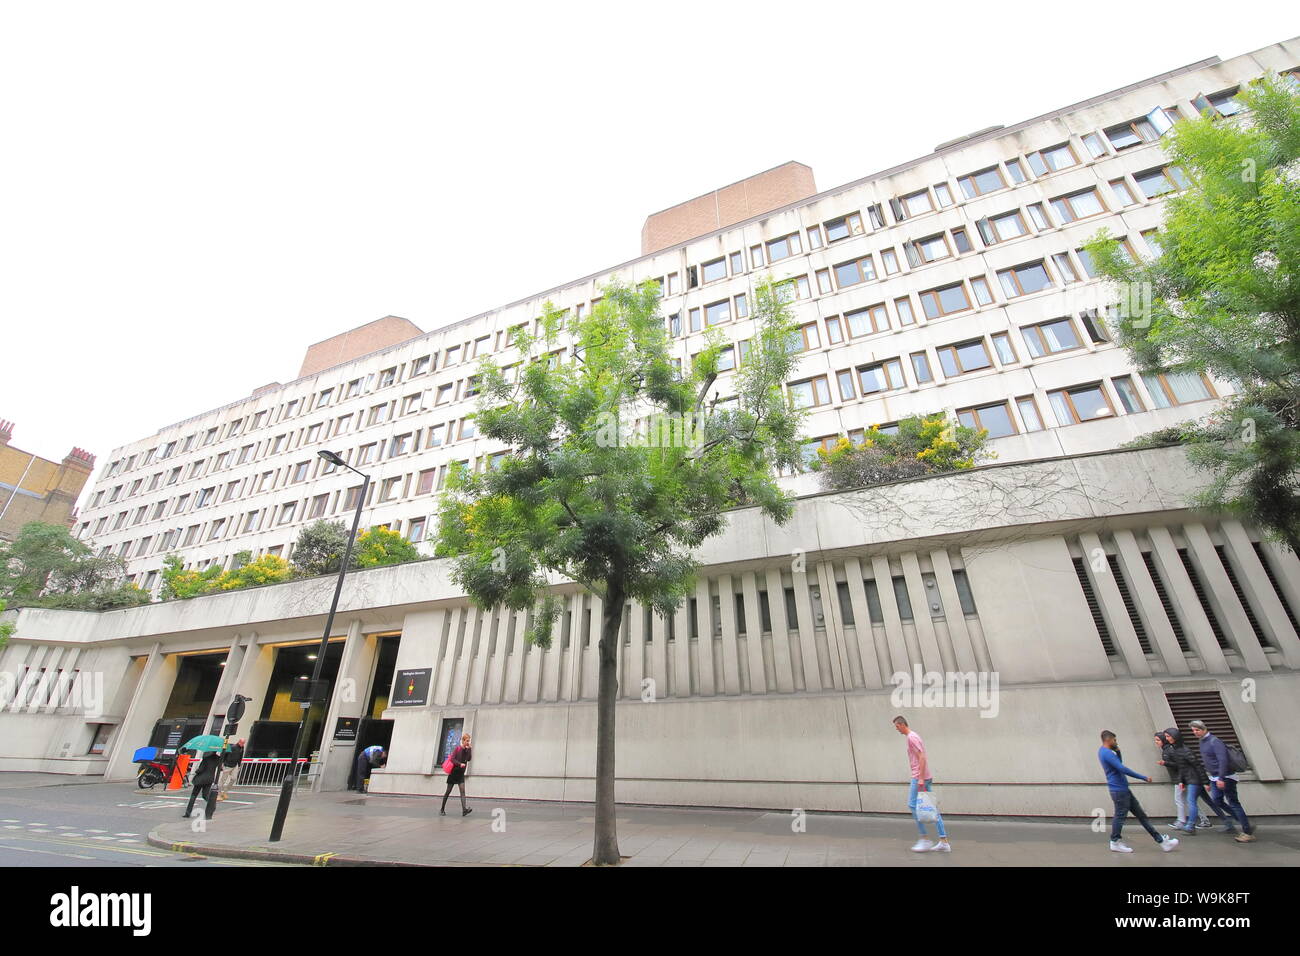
[86,829,107,833]
[29,828,51,833]
[115,832,138,836]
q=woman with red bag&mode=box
[440,733,472,816]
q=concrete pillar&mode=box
[1078,532,1150,677]
[204,636,245,732]
[1111,530,1191,676]
[928,550,980,674]
[626,599,647,699]
[790,568,823,692]
[715,576,740,695]
[672,600,691,697]
[486,606,511,702]
[649,603,669,700]
[763,567,796,693]
[870,555,910,677]
[1143,527,1231,674]
[231,633,276,726]
[103,642,175,780]
[693,578,716,696]
[739,571,768,694]
[814,561,851,690]
[434,607,463,705]
[900,553,946,674]
[450,604,480,704]
[1219,521,1300,668]
[1183,523,1270,672]
[317,619,376,792]
[842,557,884,689]
[578,592,597,700]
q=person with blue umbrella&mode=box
[181,734,227,820]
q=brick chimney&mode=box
[0,419,12,447]
[65,447,96,471]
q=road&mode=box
[0,773,300,867]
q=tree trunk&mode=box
[592,585,624,865]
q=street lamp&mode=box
[268,450,370,842]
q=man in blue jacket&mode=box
[1099,730,1179,854]
[1190,720,1255,843]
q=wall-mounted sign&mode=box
[333,716,359,742]
[390,668,431,707]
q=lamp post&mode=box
[268,450,369,842]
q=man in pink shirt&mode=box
[893,715,951,852]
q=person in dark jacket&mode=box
[1190,720,1255,842]
[1154,732,1188,831]
[183,750,223,819]
[440,733,472,816]
[1161,728,1221,833]
[216,739,244,802]
[353,744,386,792]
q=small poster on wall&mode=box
[437,718,464,766]
[390,668,431,706]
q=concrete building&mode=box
[3,37,1299,817]
[0,420,96,542]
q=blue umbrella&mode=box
[182,734,226,753]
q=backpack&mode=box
[1226,744,1250,774]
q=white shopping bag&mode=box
[915,789,940,823]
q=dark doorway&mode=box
[246,720,301,758]
[258,640,345,755]
[161,652,227,720]
[348,717,394,789]
[365,635,401,717]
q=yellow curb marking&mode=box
[313,852,337,866]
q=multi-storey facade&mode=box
[4,38,1300,817]
[0,420,96,542]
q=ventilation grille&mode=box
[1072,557,1116,656]
[1252,541,1300,636]
[1107,554,1152,654]
[1177,549,1232,650]
[1142,551,1191,653]
[1214,545,1271,648]
[1166,690,1241,751]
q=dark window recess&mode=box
[1252,541,1300,635]
[1142,551,1191,653]
[892,576,913,622]
[784,587,799,631]
[1178,549,1232,651]
[837,581,856,625]
[687,266,699,289]
[1165,690,1242,751]
[734,594,747,636]
[688,597,698,640]
[952,568,978,615]
[1072,557,1116,656]
[1215,545,1272,648]
[758,590,772,632]
[582,608,591,647]
[1107,554,1153,654]
[863,579,884,623]
[624,603,632,644]
[665,611,676,643]
[563,609,572,649]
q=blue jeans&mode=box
[909,778,946,839]
[1110,789,1162,844]
[1208,778,1252,833]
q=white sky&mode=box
[0,2,1293,506]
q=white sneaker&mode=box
[928,840,951,852]
[910,839,934,852]
[1160,836,1179,852]
[1166,822,1185,830]
[1109,840,1134,853]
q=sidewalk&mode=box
[0,771,106,790]
[148,790,1300,867]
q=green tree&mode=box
[0,599,14,650]
[292,520,356,576]
[435,278,804,864]
[217,551,295,590]
[354,527,421,568]
[159,554,223,600]
[0,521,149,610]
[812,413,993,491]
[1085,74,1300,552]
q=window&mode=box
[196,487,215,508]
[151,501,167,519]
[407,517,427,543]
[1005,158,1027,184]
[815,268,833,295]
[1141,370,1215,408]
[458,418,477,441]
[279,502,297,525]
[900,189,933,217]
[701,257,727,283]
[346,378,362,398]
[1110,178,1137,207]
[951,227,972,253]
[918,282,971,319]
[997,261,1053,298]
[1022,317,1082,357]
[910,351,933,384]
[445,344,462,365]
[894,297,915,326]
[833,256,875,288]
[880,248,900,275]
[1078,309,1111,344]
[167,467,181,485]
[309,494,329,519]
[367,404,390,426]
[1016,396,1044,431]
[1111,376,1145,413]
[1075,246,1099,278]
[435,384,454,405]
[857,358,905,394]
[1048,383,1114,423]
[1050,188,1105,223]
[410,356,431,377]
[991,332,1017,365]
[970,275,993,305]
[1025,142,1077,175]
[183,524,200,546]
[957,166,1005,199]
[844,304,889,337]
[270,434,286,454]
[1022,203,1048,232]
[937,339,993,377]
[417,468,437,494]
[1195,88,1247,118]
[173,493,190,514]
[223,480,240,502]
[380,476,402,502]
[933,183,954,207]
[344,485,364,510]
[912,233,950,264]
[716,346,736,372]
[357,443,376,465]
[1051,252,1079,283]
[1134,165,1190,199]
[750,244,764,268]
[824,212,864,242]
[825,316,844,344]
[290,461,309,483]
[835,369,856,401]
[788,376,832,408]
[766,233,802,262]
[982,210,1027,243]
[796,322,821,352]
[464,375,481,398]
[958,402,1017,438]
[729,251,744,274]
[390,433,412,456]
[1105,111,1169,149]
[1081,132,1107,158]
[705,300,731,326]
[471,335,491,359]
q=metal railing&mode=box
[228,757,313,789]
